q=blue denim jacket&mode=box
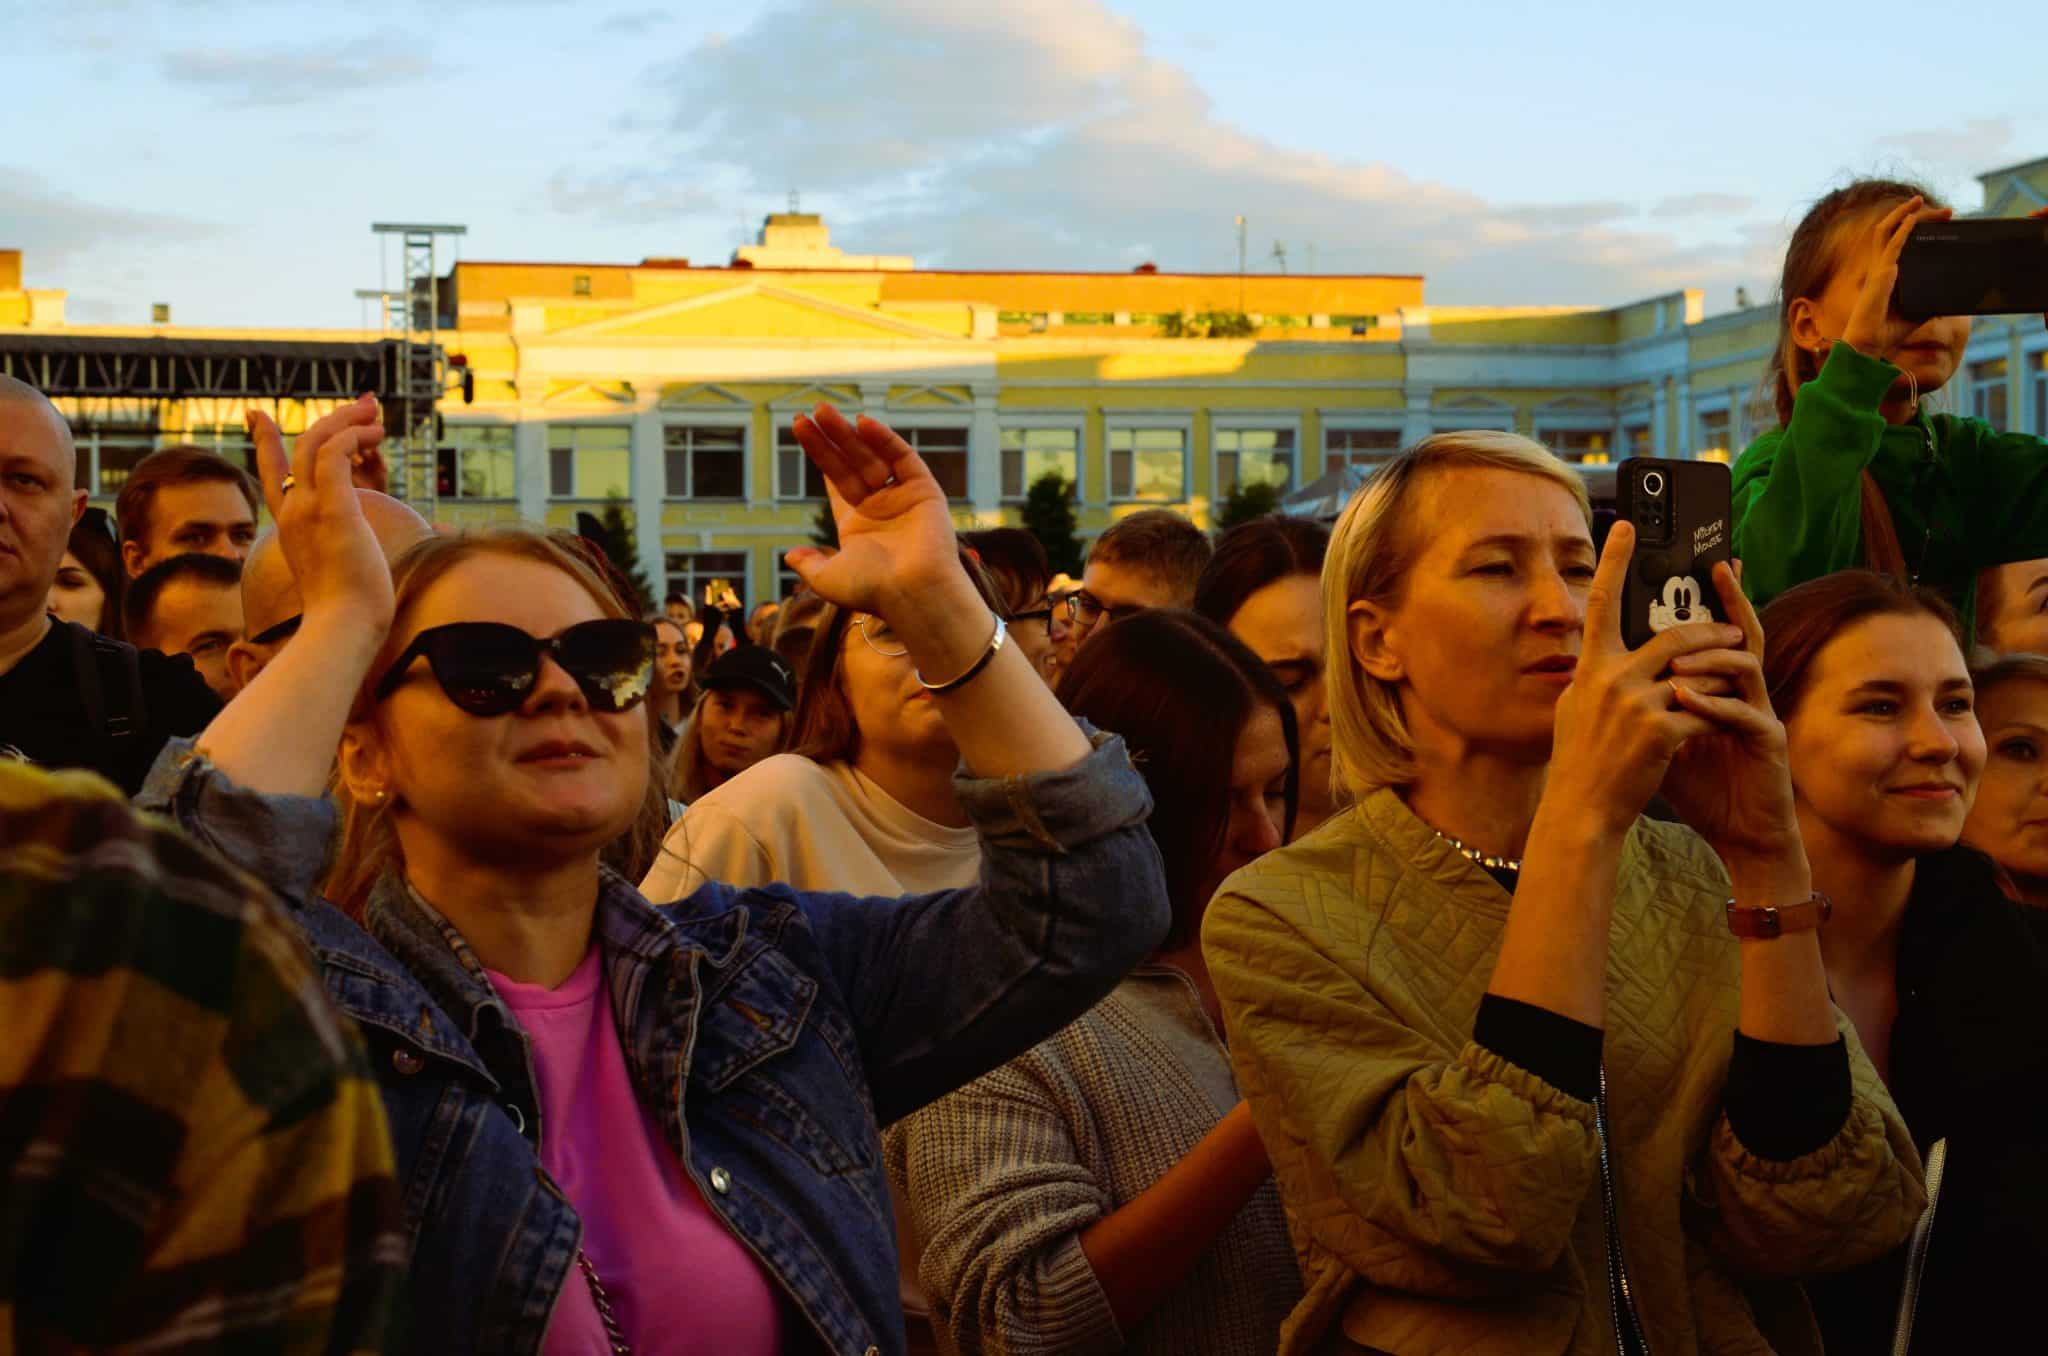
[139,732,1166,1356]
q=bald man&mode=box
[226,490,431,692]
[0,375,220,792]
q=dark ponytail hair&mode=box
[1192,513,1329,627]
[1057,609,1298,948]
[1763,178,1944,582]
[1759,569,1962,719]
[1769,178,1941,581]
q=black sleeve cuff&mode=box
[1725,1033,1852,1161]
[1474,995,1603,1103]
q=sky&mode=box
[8,0,2045,329]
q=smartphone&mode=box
[705,579,741,611]
[1896,217,2048,321]
[1616,458,1732,650]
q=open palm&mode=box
[785,403,961,617]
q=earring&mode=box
[369,788,389,806]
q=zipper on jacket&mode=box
[1889,1137,1949,1356]
[1595,1064,1651,1356]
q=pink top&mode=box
[489,947,785,1355]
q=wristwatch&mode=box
[1725,892,1833,939]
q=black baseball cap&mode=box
[701,644,797,711]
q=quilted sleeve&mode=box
[1696,1011,1924,1276]
[1203,886,1599,1294]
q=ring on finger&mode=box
[280,473,297,493]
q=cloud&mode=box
[545,169,722,227]
[0,168,220,271]
[557,0,1780,307]
[1650,192,1757,221]
[600,8,672,36]
[1877,117,2014,172]
[160,32,441,107]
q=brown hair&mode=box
[1087,509,1212,608]
[1759,569,1962,719]
[1968,650,2048,703]
[1763,179,1945,582]
[1058,609,1298,947]
[960,527,1051,615]
[1193,513,1329,626]
[114,444,260,548]
[788,549,1005,767]
[325,527,671,913]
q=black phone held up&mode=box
[1895,217,2048,321]
[1615,458,1733,651]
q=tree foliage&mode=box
[1020,472,1084,577]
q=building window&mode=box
[1108,426,1187,501]
[1000,427,1080,500]
[547,424,632,499]
[1696,408,1732,462]
[1215,427,1296,496]
[182,424,258,477]
[572,274,592,297]
[1541,428,1612,465]
[1621,423,1653,459]
[774,560,807,602]
[1325,426,1402,470]
[1972,358,2010,431]
[663,424,745,500]
[73,424,159,496]
[2033,353,2048,438]
[437,424,517,500]
[902,426,969,499]
[665,551,750,613]
[775,425,828,500]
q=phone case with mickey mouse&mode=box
[1616,458,1732,651]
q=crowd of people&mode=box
[3,176,2046,1354]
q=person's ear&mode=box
[69,490,87,527]
[1788,296,1832,361]
[1348,599,1405,683]
[225,640,267,695]
[121,537,147,579]
[336,727,396,808]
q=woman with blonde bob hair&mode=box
[1202,429,1923,1355]
[141,397,1171,1356]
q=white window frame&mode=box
[545,421,635,500]
[1615,406,1655,460]
[870,410,974,501]
[769,386,857,500]
[997,414,1085,503]
[72,423,161,497]
[1103,413,1194,505]
[1531,408,1619,466]
[438,421,519,501]
[1210,412,1303,498]
[1319,412,1406,477]
[1971,357,2011,431]
[660,417,750,502]
[1692,395,1734,463]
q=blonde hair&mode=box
[1323,430,1591,800]
[326,526,670,913]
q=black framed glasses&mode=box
[374,619,656,717]
[1063,591,1144,629]
[248,613,303,648]
[1011,605,1056,632]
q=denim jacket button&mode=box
[709,1166,731,1195]
[391,1048,425,1076]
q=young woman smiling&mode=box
[1763,571,2048,1354]
[140,397,1170,1356]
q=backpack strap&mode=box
[70,624,148,769]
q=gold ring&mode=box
[280,473,296,493]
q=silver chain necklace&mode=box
[1432,827,1522,874]
[576,1249,632,1355]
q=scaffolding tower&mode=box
[369,222,466,518]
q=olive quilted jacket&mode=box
[1203,789,1925,1356]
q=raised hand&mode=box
[246,396,394,639]
[1840,195,1953,363]
[1657,561,1805,875]
[782,403,964,623]
[1544,521,1746,836]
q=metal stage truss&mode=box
[0,332,429,432]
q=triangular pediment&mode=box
[1535,394,1612,415]
[769,383,859,410]
[541,281,960,343]
[657,382,750,409]
[542,380,637,407]
[1437,393,1513,411]
[889,384,971,409]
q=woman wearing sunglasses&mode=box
[140,396,1170,1356]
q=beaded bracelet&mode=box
[917,614,1007,694]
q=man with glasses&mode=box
[1068,508,1213,650]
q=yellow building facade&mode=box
[5,156,2045,610]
